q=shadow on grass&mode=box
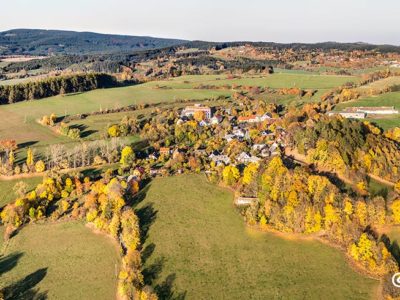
[143,256,164,286]
[2,268,48,300]
[155,274,187,300]
[0,252,24,277]
[132,180,187,299]
[136,203,157,244]
[143,257,187,300]
[69,124,98,139]
[17,141,38,149]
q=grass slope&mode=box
[0,221,120,300]
[0,85,230,145]
[136,175,378,300]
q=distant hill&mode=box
[0,29,187,55]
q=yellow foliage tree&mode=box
[26,148,34,167]
[222,165,240,186]
[391,200,400,224]
[120,146,134,167]
[355,201,368,227]
[242,163,259,185]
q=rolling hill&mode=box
[0,29,187,55]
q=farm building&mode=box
[234,197,259,206]
[345,106,399,115]
[181,104,212,119]
[327,111,366,119]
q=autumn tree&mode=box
[222,165,240,186]
[120,146,135,168]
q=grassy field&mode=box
[0,221,120,300]
[0,73,358,146]
[149,73,359,89]
[0,177,43,208]
[135,174,378,300]
[0,86,230,145]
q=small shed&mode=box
[234,197,259,206]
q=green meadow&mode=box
[0,221,120,300]
[135,175,378,299]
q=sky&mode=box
[1,0,399,45]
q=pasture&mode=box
[0,221,120,300]
[135,174,378,299]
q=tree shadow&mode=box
[2,268,48,300]
[142,256,164,286]
[81,168,103,179]
[155,274,187,300]
[0,252,24,277]
[136,203,158,243]
[381,234,400,265]
[80,130,98,138]
[69,124,98,139]
[17,141,38,149]
[142,243,156,264]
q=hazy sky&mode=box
[1,0,399,44]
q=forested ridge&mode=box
[0,29,186,55]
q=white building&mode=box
[327,111,366,119]
[236,152,261,164]
[209,153,231,165]
[181,104,212,120]
[352,106,399,115]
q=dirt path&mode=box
[284,148,355,186]
[285,148,395,188]
[368,173,395,187]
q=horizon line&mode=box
[1,27,400,48]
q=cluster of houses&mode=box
[144,103,285,206]
[327,106,399,119]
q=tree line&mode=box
[0,73,119,104]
